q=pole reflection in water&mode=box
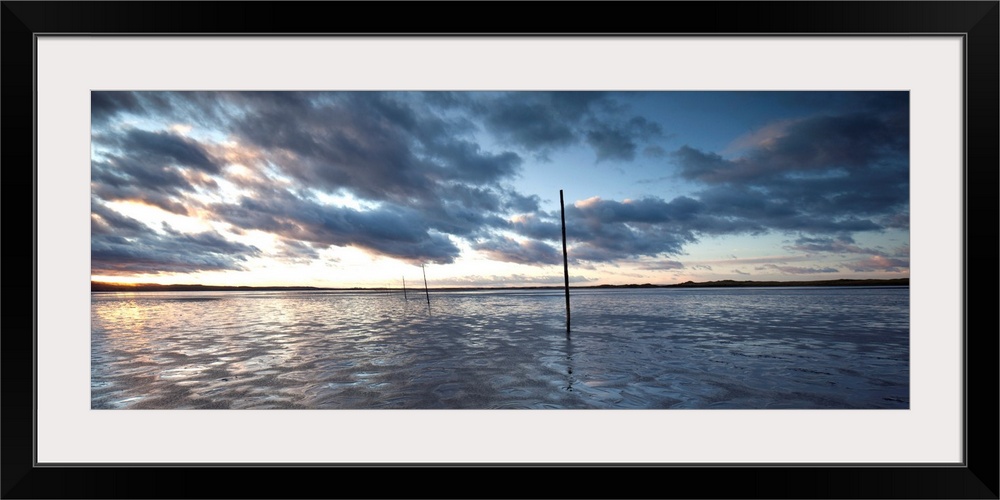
[564,335,575,393]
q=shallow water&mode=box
[91,287,909,409]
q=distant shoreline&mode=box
[91,278,909,292]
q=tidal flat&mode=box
[91,287,909,409]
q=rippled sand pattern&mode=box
[91,287,908,409]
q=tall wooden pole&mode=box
[402,276,408,301]
[560,190,570,334]
[422,264,430,306]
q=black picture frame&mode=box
[3,2,996,498]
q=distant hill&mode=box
[90,282,326,292]
[660,278,909,288]
[92,278,908,292]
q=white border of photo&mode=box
[37,36,962,464]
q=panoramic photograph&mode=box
[91,91,909,409]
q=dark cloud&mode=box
[668,104,908,242]
[555,197,706,262]
[636,260,685,271]
[91,180,193,215]
[431,140,523,183]
[185,93,532,220]
[847,256,909,273]
[484,99,577,152]
[668,169,900,235]
[570,196,702,224]
[91,200,148,236]
[508,214,562,241]
[91,91,207,128]
[119,129,221,174]
[586,126,636,162]
[677,113,906,184]
[785,235,883,255]
[275,239,322,263]
[585,117,663,162]
[881,212,910,230]
[479,91,663,162]
[671,146,732,183]
[233,94,441,206]
[91,129,221,215]
[91,211,262,276]
[705,255,813,266]
[405,185,527,241]
[473,237,562,266]
[210,187,461,265]
[755,264,839,275]
[502,190,541,213]
[92,92,142,124]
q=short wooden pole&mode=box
[422,264,430,306]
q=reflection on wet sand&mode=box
[91,288,909,409]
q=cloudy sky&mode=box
[90,91,909,288]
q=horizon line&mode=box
[91,277,910,292]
